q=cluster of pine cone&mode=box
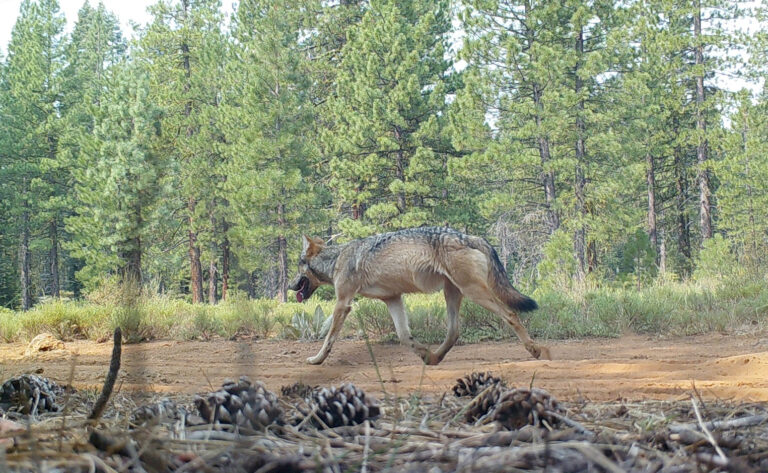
[293,383,381,429]
[194,377,284,432]
[0,374,63,416]
[453,371,562,429]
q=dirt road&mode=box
[2,333,767,401]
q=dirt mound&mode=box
[23,333,66,357]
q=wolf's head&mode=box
[288,235,326,302]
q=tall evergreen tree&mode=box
[223,0,324,302]
[61,1,126,294]
[324,0,456,238]
[66,64,163,288]
[2,0,65,308]
[138,0,228,302]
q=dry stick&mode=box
[690,395,727,464]
[546,411,594,437]
[87,327,122,423]
[361,420,371,473]
[668,413,768,433]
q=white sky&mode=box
[0,0,159,54]
[0,0,761,96]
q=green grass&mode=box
[2,275,767,344]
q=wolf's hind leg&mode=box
[460,284,550,360]
[384,296,438,365]
[432,281,462,364]
[307,299,351,365]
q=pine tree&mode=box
[2,0,65,308]
[716,91,768,267]
[138,0,228,303]
[60,1,126,293]
[222,0,324,301]
[65,64,163,288]
[324,0,455,238]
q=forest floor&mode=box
[2,333,768,401]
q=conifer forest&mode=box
[1,0,767,312]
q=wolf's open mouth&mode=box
[295,276,312,302]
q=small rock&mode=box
[24,333,65,357]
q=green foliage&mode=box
[285,305,333,341]
[324,0,455,237]
[694,234,740,281]
[536,230,578,290]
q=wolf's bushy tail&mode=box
[480,240,538,312]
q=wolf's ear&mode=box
[301,235,323,258]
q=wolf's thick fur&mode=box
[289,227,550,365]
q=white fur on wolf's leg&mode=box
[306,335,335,364]
[306,353,327,364]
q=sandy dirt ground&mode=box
[2,333,768,402]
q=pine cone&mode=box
[298,383,380,429]
[0,374,63,416]
[492,387,562,430]
[280,382,315,400]
[453,372,502,397]
[464,381,505,423]
[131,398,187,427]
[194,377,283,432]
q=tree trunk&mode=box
[393,127,407,214]
[119,237,142,286]
[220,234,230,301]
[247,271,257,299]
[277,203,288,303]
[208,258,217,304]
[673,121,692,273]
[694,0,712,241]
[20,207,31,311]
[180,0,202,302]
[646,152,658,263]
[573,26,587,280]
[119,203,142,285]
[534,85,559,233]
[526,0,558,233]
[188,198,203,303]
[49,220,60,298]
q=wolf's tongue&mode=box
[296,291,304,303]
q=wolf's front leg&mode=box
[307,299,352,365]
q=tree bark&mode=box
[646,152,658,263]
[526,0,558,232]
[673,121,692,273]
[188,198,203,303]
[20,207,31,311]
[393,127,407,214]
[220,233,230,301]
[277,203,288,302]
[208,258,217,304]
[49,220,60,297]
[573,26,587,280]
[694,0,713,241]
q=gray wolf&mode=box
[288,227,550,365]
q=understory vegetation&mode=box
[2,271,766,345]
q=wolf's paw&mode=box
[306,355,325,365]
[537,346,552,361]
[422,351,442,366]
